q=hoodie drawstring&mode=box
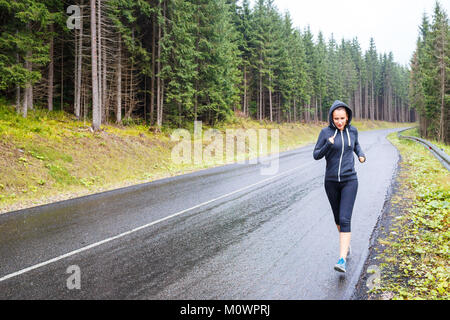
[346,128,351,146]
[333,129,338,139]
[334,128,350,146]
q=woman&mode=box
[313,100,366,273]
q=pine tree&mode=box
[410,3,449,141]
[164,0,197,126]
[0,0,53,116]
[250,0,269,121]
[235,0,252,116]
[314,31,327,121]
[365,38,378,120]
[302,26,315,122]
[290,28,308,122]
[429,2,449,142]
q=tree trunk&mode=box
[358,79,362,120]
[243,65,247,115]
[144,75,147,123]
[304,104,307,123]
[127,52,134,119]
[116,33,122,123]
[91,0,100,131]
[74,19,79,115]
[159,79,164,126]
[23,47,32,117]
[97,0,103,122]
[278,92,281,123]
[177,101,182,127]
[319,96,323,122]
[375,95,378,121]
[150,10,156,125]
[262,88,265,119]
[28,65,33,110]
[102,34,107,122]
[156,0,166,127]
[75,2,83,119]
[193,6,199,122]
[389,86,393,122]
[364,81,368,120]
[293,97,297,122]
[15,85,20,114]
[370,82,374,120]
[25,23,33,113]
[315,97,318,123]
[269,75,273,122]
[60,39,63,111]
[15,31,21,114]
[156,2,161,126]
[259,66,262,121]
[438,25,446,142]
[48,23,54,111]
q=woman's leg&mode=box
[324,181,341,229]
[338,180,358,259]
[339,232,351,259]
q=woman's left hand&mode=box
[359,157,366,163]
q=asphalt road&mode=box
[0,128,400,299]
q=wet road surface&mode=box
[0,128,400,299]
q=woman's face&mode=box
[333,109,348,131]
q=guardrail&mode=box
[397,127,450,171]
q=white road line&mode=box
[0,164,309,283]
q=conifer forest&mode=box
[0,0,448,142]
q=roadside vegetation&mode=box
[368,133,449,299]
[0,101,411,213]
[401,127,450,155]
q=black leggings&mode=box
[324,179,358,233]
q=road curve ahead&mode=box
[0,128,401,299]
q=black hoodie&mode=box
[313,100,366,182]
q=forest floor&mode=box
[0,101,412,214]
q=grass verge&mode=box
[363,133,449,300]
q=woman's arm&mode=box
[353,129,366,162]
[313,129,333,160]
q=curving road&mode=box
[0,128,401,299]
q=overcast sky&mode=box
[250,0,449,67]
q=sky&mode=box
[249,0,450,67]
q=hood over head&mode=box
[328,100,353,129]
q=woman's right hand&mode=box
[328,137,335,144]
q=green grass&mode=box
[0,101,414,213]
[369,133,449,300]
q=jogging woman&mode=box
[313,100,366,273]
